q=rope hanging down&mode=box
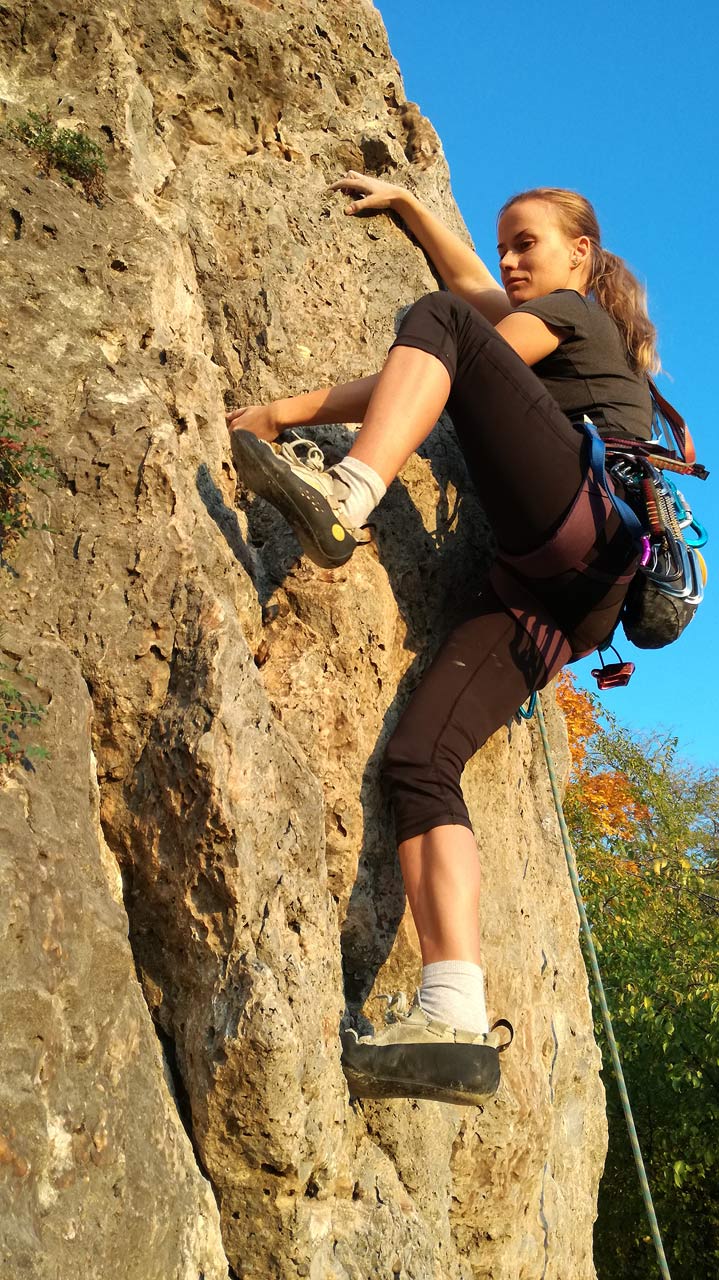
[531,694,672,1280]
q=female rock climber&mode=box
[225,175,657,1106]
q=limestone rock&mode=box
[0,2,606,1277]
[0,635,227,1279]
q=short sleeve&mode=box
[513,289,589,336]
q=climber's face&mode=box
[497,199,588,304]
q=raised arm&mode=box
[331,172,512,324]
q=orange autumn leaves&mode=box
[556,672,648,842]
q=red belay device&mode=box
[584,380,709,690]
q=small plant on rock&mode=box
[0,391,54,773]
[0,666,48,771]
[0,389,55,568]
[5,108,107,199]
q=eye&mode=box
[518,239,534,251]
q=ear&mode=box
[571,236,592,267]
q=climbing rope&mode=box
[530,693,672,1280]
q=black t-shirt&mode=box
[514,289,653,440]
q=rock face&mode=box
[0,637,228,1279]
[0,3,607,1278]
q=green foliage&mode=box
[0,667,47,771]
[564,714,719,1277]
[0,390,55,567]
[5,109,107,198]
[0,390,53,771]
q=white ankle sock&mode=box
[328,456,386,528]
[419,961,489,1035]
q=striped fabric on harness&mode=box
[490,419,643,682]
[581,419,645,546]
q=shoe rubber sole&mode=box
[230,430,357,569]
[340,1032,501,1106]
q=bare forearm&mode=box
[393,191,504,304]
[333,172,512,323]
[275,374,379,428]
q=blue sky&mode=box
[377,0,719,767]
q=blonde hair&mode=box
[498,187,659,374]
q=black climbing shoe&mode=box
[230,430,362,569]
[341,993,513,1107]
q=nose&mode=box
[499,249,518,274]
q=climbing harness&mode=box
[522,691,674,1280]
[583,381,709,672]
[489,450,639,686]
[493,384,709,693]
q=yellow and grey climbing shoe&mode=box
[230,430,361,569]
[340,992,513,1106]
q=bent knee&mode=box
[401,289,458,326]
[382,724,471,839]
[382,722,464,797]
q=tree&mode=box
[556,673,719,1279]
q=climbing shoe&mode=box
[340,992,513,1107]
[230,430,362,569]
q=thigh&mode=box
[543,513,639,656]
[388,586,548,775]
[446,300,588,554]
[393,292,587,555]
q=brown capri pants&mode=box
[382,291,638,843]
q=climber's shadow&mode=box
[196,462,302,606]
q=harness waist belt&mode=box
[490,418,644,672]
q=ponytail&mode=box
[498,188,660,375]
[589,246,659,375]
